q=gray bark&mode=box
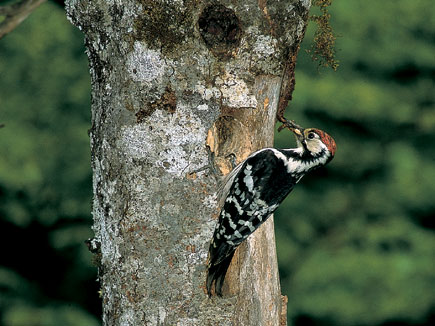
[66,0,311,325]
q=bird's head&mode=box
[287,122,336,163]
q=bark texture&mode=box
[66,0,310,325]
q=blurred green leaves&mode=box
[0,2,98,325]
[286,217,435,325]
[0,1,91,227]
[3,304,99,326]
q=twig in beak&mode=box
[277,117,304,133]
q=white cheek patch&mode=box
[307,141,322,156]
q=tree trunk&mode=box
[66,0,310,325]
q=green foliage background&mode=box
[0,1,434,325]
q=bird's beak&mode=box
[278,119,305,144]
[289,126,304,142]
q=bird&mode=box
[206,121,336,296]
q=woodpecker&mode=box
[206,121,336,296]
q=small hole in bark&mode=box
[198,4,242,56]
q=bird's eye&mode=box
[307,132,316,139]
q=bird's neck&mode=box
[279,147,330,175]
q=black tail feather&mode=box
[206,246,236,296]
